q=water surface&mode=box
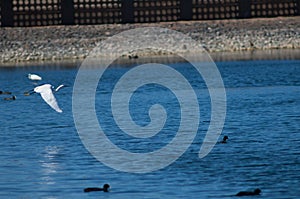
[0,59,299,198]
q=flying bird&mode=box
[28,73,42,81]
[25,84,63,113]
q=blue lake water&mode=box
[0,58,299,198]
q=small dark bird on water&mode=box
[220,135,228,143]
[236,188,261,196]
[0,91,12,95]
[3,96,16,101]
[84,184,110,193]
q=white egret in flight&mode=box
[25,84,64,113]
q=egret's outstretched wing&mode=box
[40,90,62,113]
[34,84,62,113]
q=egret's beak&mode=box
[24,89,35,96]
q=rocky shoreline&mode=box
[0,16,299,64]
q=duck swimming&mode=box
[84,184,110,192]
[0,91,12,95]
[220,135,228,144]
[3,96,16,100]
[236,188,261,196]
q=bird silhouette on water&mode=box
[84,184,110,193]
[3,96,16,100]
[0,91,12,95]
[235,188,261,196]
[220,135,229,144]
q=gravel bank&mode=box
[0,16,299,63]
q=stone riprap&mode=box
[0,16,299,63]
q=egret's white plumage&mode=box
[28,73,42,81]
[34,84,62,113]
